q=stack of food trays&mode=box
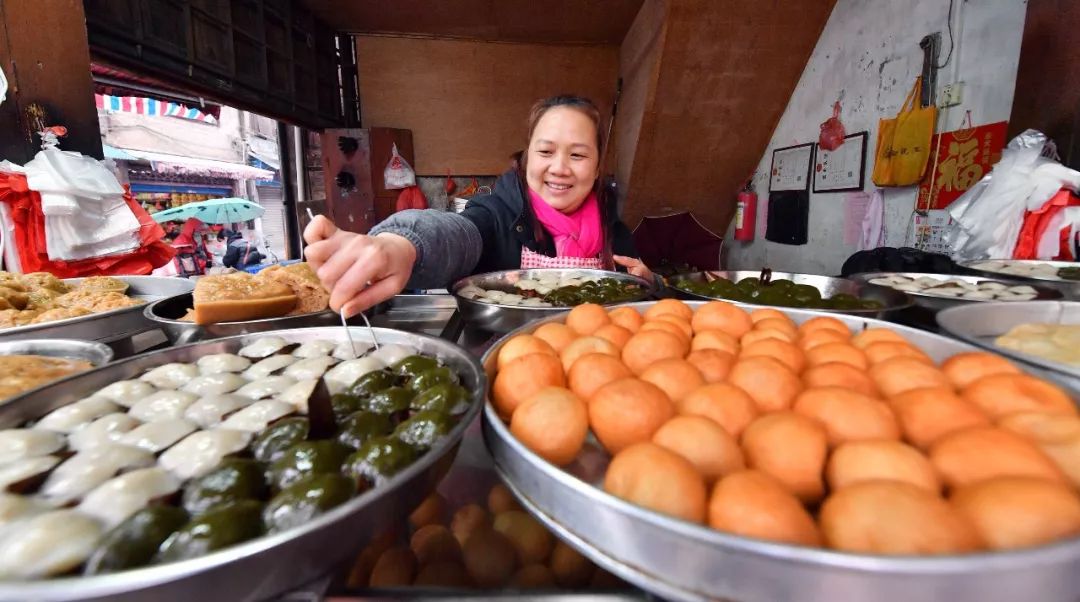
[0,276,193,344]
[481,299,1080,601]
[452,269,655,333]
[0,327,484,601]
[852,272,1063,312]
[670,271,911,318]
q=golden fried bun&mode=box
[999,412,1080,488]
[707,470,821,546]
[888,387,991,450]
[826,440,941,493]
[792,387,899,447]
[929,426,1067,489]
[740,412,828,504]
[603,442,707,523]
[950,477,1080,550]
[820,481,983,555]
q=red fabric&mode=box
[1013,190,1080,260]
[394,186,428,212]
[0,173,175,276]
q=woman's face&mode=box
[525,107,600,213]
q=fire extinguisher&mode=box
[734,179,757,241]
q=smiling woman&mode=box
[302,95,653,316]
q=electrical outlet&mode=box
[939,82,963,107]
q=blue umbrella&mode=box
[150,197,265,225]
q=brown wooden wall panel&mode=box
[618,0,835,233]
[1009,0,1080,168]
[356,36,619,175]
[0,0,102,163]
[614,0,666,200]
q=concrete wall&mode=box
[725,0,1027,275]
[98,106,244,162]
[355,36,619,176]
[614,0,667,206]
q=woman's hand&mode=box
[304,215,417,317]
[613,255,655,283]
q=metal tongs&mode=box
[305,207,380,357]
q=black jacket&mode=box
[461,171,638,273]
[369,171,641,290]
[223,238,264,268]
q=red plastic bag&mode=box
[819,102,846,151]
[444,171,456,195]
[0,172,175,276]
[1013,189,1080,259]
[394,186,429,213]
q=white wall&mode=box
[725,0,1027,275]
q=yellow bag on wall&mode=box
[872,77,937,186]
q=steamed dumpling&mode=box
[333,339,373,360]
[368,344,416,366]
[0,456,60,491]
[292,340,337,359]
[94,380,156,405]
[140,363,199,390]
[183,394,254,428]
[40,443,154,503]
[278,379,317,413]
[242,355,297,380]
[238,336,289,359]
[36,397,120,433]
[67,413,140,452]
[158,429,252,480]
[284,356,338,380]
[324,357,386,395]
[0,510,104,579]
[234,376,297,400]
[196,353,251,375]
[181,373,247,396]
[218,400,295,433]
[118,419,197,453]
[0,493,48,529]
[0,429,65,463]
[128,390,199,423]
[78,467,181,528]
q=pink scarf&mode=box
[527,187,603,258]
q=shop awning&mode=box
[102,144,138,160]
[118,148,275,180]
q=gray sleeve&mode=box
[368,209,483,289]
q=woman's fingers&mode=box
[327,254,383,313]
[612,254,640,267]
[340,276,406,318]
[303,215,338,245]
[317,235,379,298]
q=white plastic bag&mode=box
[945,130,1080,260]
[383,144,415,190]
[23,148,140,261]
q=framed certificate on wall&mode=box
[769,143,814,192]
[813,132,867,193]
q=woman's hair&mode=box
[518,95,616,269]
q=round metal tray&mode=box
[0,276,194,343]
[451,269,655,334]
[481,302,1080,602]
[669,271,913,318]
[959,259,1080,297]
[937,300,1080,393]
[0,326,486,602]
[850,272,1063,313]
[143,293,390,345]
